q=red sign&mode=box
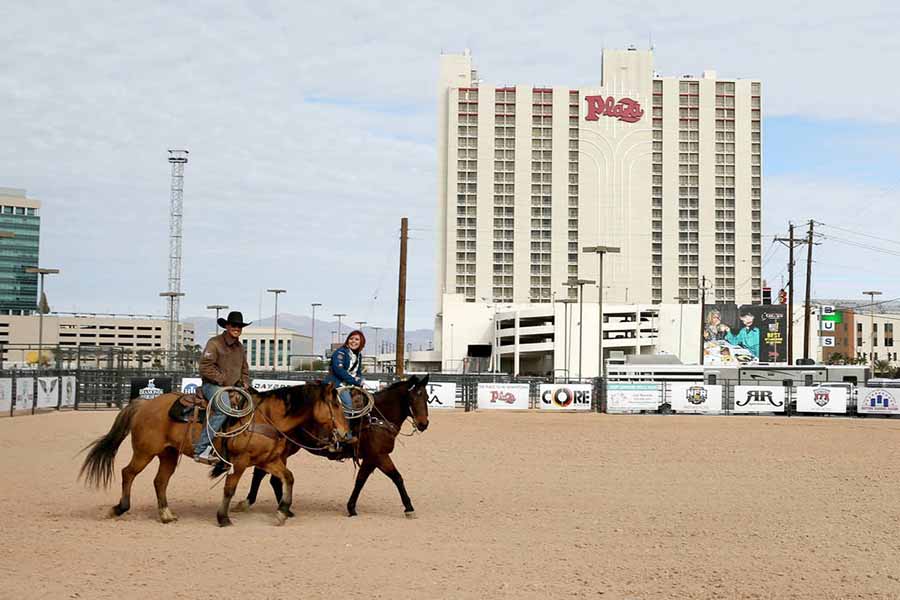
[585,95,644,123]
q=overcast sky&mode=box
[2,1,898,328]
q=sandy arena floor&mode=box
[1,409,899,599]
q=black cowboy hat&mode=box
[218,311,252,328]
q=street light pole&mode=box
[206,304,228,335]
[333,313,347,345]
[371,326,382,372]
[564,277,595,381]
[25,267,59,414]
[674,295,689,361]
[310,302,322,365]
[583,245,620,381]
[863,290,882,370]
[267,289,286,371]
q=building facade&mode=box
[238,327,313,371]
[0,188,41,315]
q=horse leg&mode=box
[346,460,376,517]
[109,451,153,518]
[216,464,247,527]
[262,460,294,526]
[232,467,267,513]
[153,447,179,523]
[375,455,416,518]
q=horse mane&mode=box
[256,384,317,416]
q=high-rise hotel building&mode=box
[436,48,762,322]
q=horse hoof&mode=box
[404,511,417,520]
[274,512,288,527]
[232,500,250,513]
[217,517,233,527]
[159,508,178,524]
[107,505,126,519]
[286,509,296,518]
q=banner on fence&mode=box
[16,377,34,410]
[181,377,202,393]
[607,383,662,412]
[539,384,593,410]
[362,380,382,392]
[61,376,76,407]
[477,383,530,410]
[733,386,786,413]
[252,379,305,392]
[426,382,456,409]
[668,383,724,414]
[36,377,59,408]
[130,377,172,400]
[0,378,11,412]
[857,387,900,414]
[796,385,848,414]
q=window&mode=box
[886,323,893,347]
[268,340,275,366]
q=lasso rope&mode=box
[206,386,255,469]
[337,385,375,419]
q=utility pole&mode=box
[310,302,321,363]
[396,218,408,377]
[775,223,807,365]
[863,290,883,369]
[802,220,815,362]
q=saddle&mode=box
[168,388,209,423]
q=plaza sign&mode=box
[585,95,644,123]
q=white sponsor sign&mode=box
[61,376,76,407]
[733,386,786,413]
[180,377,202,393]
[607,383,662,412]
[539,384,593,410]
[796,385,848,414]
[36,377,59,408]
[252,379,305,392]
[362,380,382,392]
[15,378,34,411]
[477,383,530,410]
[857,387,900,414]
[668,383,724,414]
[425,381,456,409]
[0,378,12,413]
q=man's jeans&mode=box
[193,383,227,456]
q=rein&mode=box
[255,391,343,451]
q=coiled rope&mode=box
[206,386,255,468]
[337,385,375,419]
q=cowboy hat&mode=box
[218,311,252,328]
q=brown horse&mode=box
[235,374,430,518]
[79,382,350,526]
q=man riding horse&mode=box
[194,310,252,464]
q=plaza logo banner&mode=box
[36,376,60,408]
[796,385,848,414]
[857,387,900,414]
[733,386,786,413]
[61,376,76,407]
[477,383,530,410]
[668,383,723,414]
[606,383,662,413]
[539,384,593,411]
[425,381,457,409]
[0,378,12,413]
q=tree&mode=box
[874,359,893,377]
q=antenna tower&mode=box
[166,149,189,356]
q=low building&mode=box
[238,327,312,371]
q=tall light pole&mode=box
[207,304,228,335]
[371,326,382,372]
[554,298,576,381]
[25,267,59,412]
[310,302,322,363]
[450,323,455,373]
[674,294,689,361]
[583,245,620,381]
[267,289,286,371]
[333,313,347,344]
[159,291,185,369]
[863,290,882,369]
[564,277,595,380]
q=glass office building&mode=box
[0,188,40,315]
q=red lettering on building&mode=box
[584,95,644,123]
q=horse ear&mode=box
[407,374,420,387]
[420,374,430,387]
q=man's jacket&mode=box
[200,332,251,387]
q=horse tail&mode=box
[79,400,142,488]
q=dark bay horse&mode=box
[234,374,430,518]
[79,382,350,526]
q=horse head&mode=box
[405,374,430,432]
[307,382,351,443]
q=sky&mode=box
[2,1,899,328]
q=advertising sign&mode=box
[796,385,848,414]
[15,377,34,411]
[733,386,786,413]
[130,377,172,400]
[180,377,202,393]
[477,383,530,410]
[857,387,900,414]
[539,384,593,410]
[668,383,724,414]
[425,381,457,409]
[0,378,12,413]
[36,376,60,408]
[362,380,383,392]
[606,383,661,412]
[252,379,305,392]
[703,304,787,365]
[61,376,76,407]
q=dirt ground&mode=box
[1,410,899,600]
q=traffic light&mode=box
[778,289,787,304]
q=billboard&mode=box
[606,383,661,412]
[857,387,900,415]
[477,383,530,410]
[668,383,724,414]
[795,385,848,414]
[539,384,593,411]
[425,381,456,409]
[703,304,787,365]
[733,386,786,413]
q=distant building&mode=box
[0,188,41,315]
[237,327,312,371]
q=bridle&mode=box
[257,387,347,451]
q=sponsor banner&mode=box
[61,376,76,407]
[858,387,900,414]
[539,384,593,410]
[796,385,848,414]
[130,377,172,400]
[0,378,12,412]
[733,386,786,413]
[607,383,662,412]
[252,379,305,392]
[362,380,382,392]
[703,304,788,365]
[180,377,202,393]
[15,378,34,411]
[425,381,457,409]
[668,383,724,414]
[36,377,60,408]
[477,383,530,410]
